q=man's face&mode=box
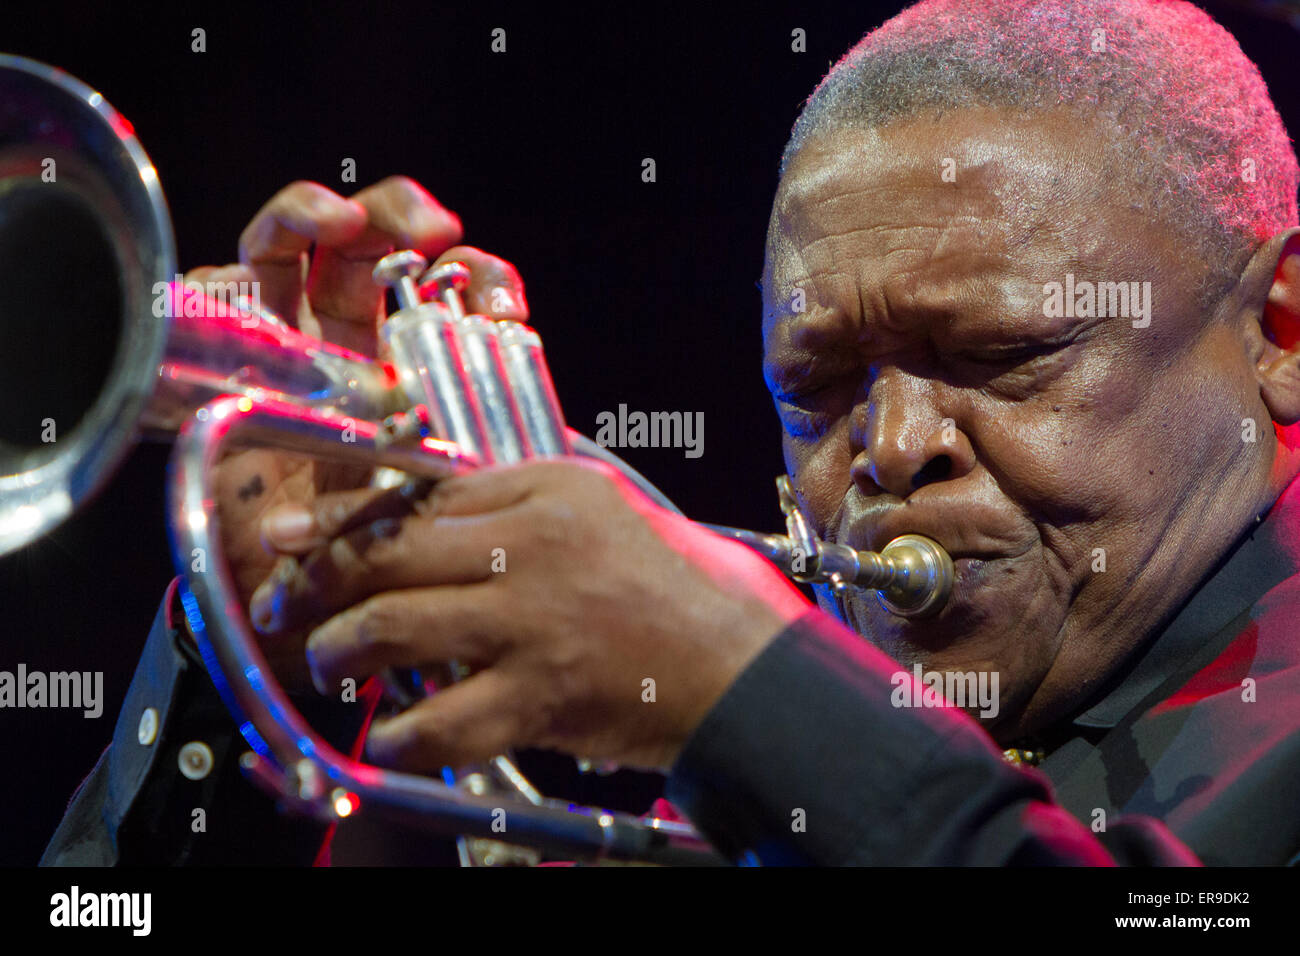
[762,106,1274,741]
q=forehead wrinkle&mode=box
[795,212,1020,339]
[779,161,1023,290]
[885,215,1022,317]
[766,113,1149,356]
[778,113,1112,255]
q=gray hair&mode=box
[780,0,1299,307]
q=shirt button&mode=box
[137,708,159,746]
[178,741,214,780]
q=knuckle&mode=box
[284,179,328,201]
[325,533,367,572]
[270,180,332,220]
[307,535,371,602]
[425,475,470,510]
[376,173,422,196]
[494,259,525,291]
[526,653,586,740]
[528,498,578,550]
[568,459,620,498]
[458,598,507,659]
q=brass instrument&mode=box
[0,55,953,865]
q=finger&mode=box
[423,458,624,521]
[306,176,463,350]
[263,461,565,557]
[365,668,530,771]
[304,585,506,694]
[214,451,316,601]
[429,246,529,322]
[249,508,508,635]
[260,479,436,554]
[419,460,564,518]
[183,263,258,288]
[352,176,464,255]
[181,264,266,325]
[238,181,368,325]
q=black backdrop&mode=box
[1,0,1294,865]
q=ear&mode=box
[1242,228,1300,426]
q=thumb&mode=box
[260,478,435,554]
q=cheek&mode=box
[783,425,854,531]
[975,410,1117,522]
[971,341,1249,527]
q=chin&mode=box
[829,560,1059,730]
[840,557,1020,647]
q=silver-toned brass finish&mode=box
[451,314,527,463]
[0,54,174,555]
[419,260,471,321]
[373,250,430,311]
[497,321,571,456]
[147,287,404,434]
[377,261,531,850]
[380,302,489,461]
[700,480,954,619]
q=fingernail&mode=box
[365,717,401,764]
[306,619,337,653]
[249,582,279,634]
[250,560,295,634]
[263,507,315,546]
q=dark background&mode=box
[1,0,1295,865]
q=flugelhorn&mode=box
[0,55,952,865]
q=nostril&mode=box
[912,454,952,490]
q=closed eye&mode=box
[948,341,1071,395]
[773,380,853,440]
[958,341,1059,365]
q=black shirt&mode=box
[667,481,1300,865]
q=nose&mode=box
[849,369,975,498]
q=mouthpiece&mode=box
[700,477,955,618]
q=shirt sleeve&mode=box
[40,578,375,866]
[664,608,1199,866]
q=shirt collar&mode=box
[1068,476,1300,730]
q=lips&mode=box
[838,498,1035,564]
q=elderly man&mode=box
[44,0,1300,865]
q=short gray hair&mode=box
[781,0,1299,307]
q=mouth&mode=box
[833,548,1020,647]
[842,505,1034,567]
[826,506,1037,625]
